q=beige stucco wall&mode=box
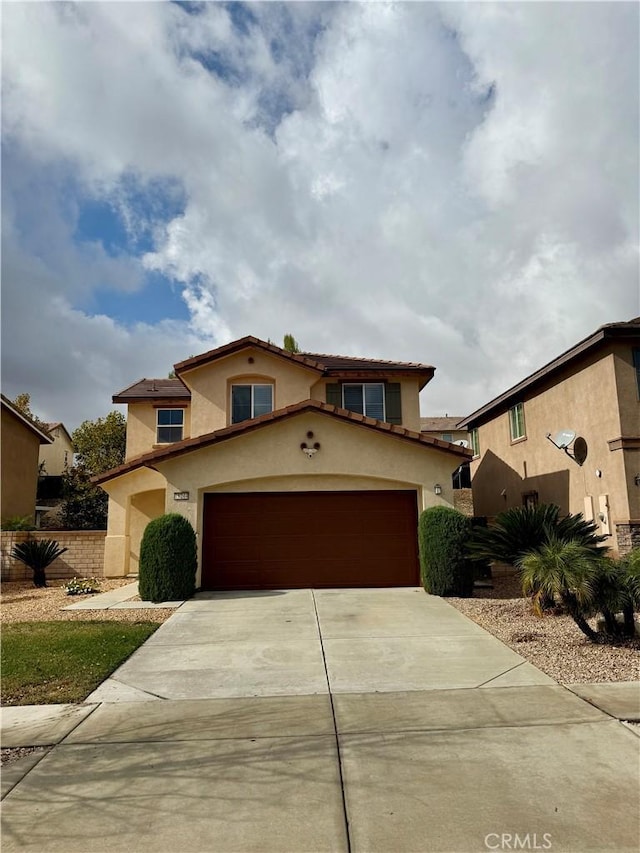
[183,348,319,437]
[128,489,166,574]
[39,428,74,476]
[125,402,192,461]
[102,411,464,581]
[613,345,640,524]
[470,346,634,552]
[422,428,468,444]
[1,408,42,522]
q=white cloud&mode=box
[2,1,638,427]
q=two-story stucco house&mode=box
[1,394,52,523]
[39,422,74,477]
[96,336,471,589]
[459,318,640,555]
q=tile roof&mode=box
[420,417,467,432]
[95,398,471,485]
[113,378,191,403]
[460,317,640,428]
[115,337,435,401]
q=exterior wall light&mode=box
[301,431,320,458]
[434,484,442,495]
[635,474,640,487]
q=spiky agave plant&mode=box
[518,536,603,642]
[10,539,68,588]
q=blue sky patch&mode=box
[89,271,190,327]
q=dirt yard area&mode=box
[0,579,174,624]
[448,573,640,684]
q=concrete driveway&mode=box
[2,588,639,852]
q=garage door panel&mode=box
[201,491,419,589]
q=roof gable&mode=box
[95,398,471,484]
[1,395,53,444]
[460,317,640,428]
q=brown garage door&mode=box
[201,490,419,590]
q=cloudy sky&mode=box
[2,1,638,429]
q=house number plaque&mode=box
[173,491,190,501]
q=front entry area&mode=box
[200,490,420,589]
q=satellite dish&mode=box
[550,429,576,449]
[572,437,588,466]
[455,439,469,448]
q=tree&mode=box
[72,411,126,473]
[12,393,49,433]
[10,539,68,588]
[60,411,126,530]
[283,333,301,353]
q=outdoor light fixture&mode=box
[434,483,442,495]
[300,430,320,458]
[635,474,640,487]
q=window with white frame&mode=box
[470,428,480,457]
[509,402,526,441]
[231,384,273,424]
[156,409,184,443]
[342,383,385,420]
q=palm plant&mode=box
[10,539,68,588]
[467,504,606,566]
[518,537,603,642]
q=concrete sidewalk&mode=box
[2,588,639,852]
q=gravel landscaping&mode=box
[448,573,640,684]
[0,579,174,624]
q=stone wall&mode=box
[453,488,474,517]
[616,522,640,557]
[1,531,106,582]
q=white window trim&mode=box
[470,428,480,458]
[230,383,274,424]
[509,403,526,442]
[342,383,386,420]
[156,408,185,444]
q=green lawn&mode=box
[1,621,159,705]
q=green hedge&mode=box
[138,514,197,603]
[418,506,474,597]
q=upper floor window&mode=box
[509,402,526,441]
[342,383,385,420]
[231,384,273,424]
[157,409,184,444]
[470,428,480,458]
[441,433,453,443]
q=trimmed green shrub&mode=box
[138,513,197,603]
[418,506,474,597]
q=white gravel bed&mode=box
[448,574,639,684]
[1,579,173,624]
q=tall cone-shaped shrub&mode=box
[138,514,197,603]
[418,506,474,597]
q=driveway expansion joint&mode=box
[312,589,352,853]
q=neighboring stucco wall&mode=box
[125,402,192,461]
[184,349,319,437]
[1,530,106,581]
[1,408,42,522]
[470,347,631,553]
[39,428,74,476]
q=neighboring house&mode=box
[420,416,471,491]
[420,416,468,446]
[96,336,471,588]
[459,318,640,555]
[1,394,52,523]
[39,423,74,476]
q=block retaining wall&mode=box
[1,531,106,582]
